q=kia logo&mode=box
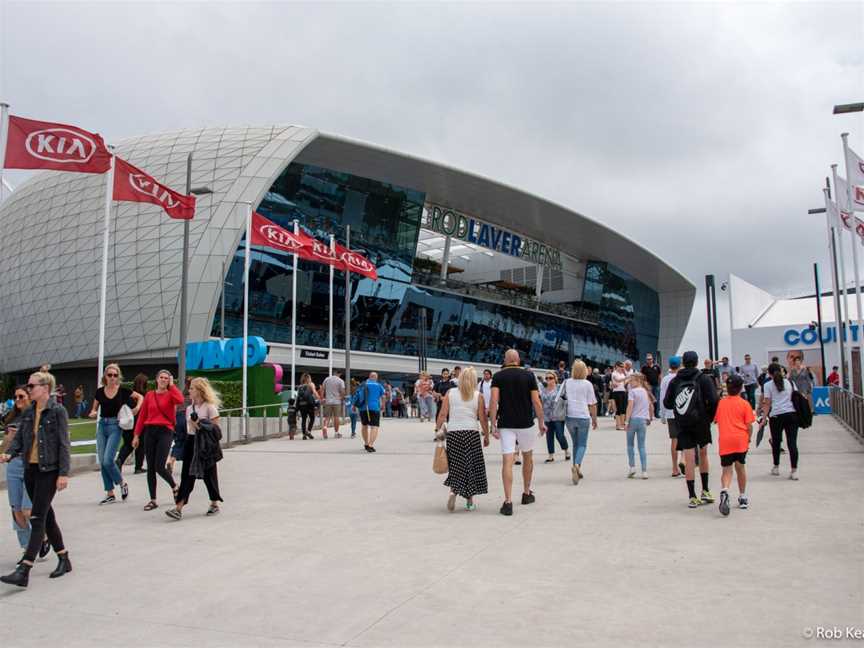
[24,128,96,164]
[341,251,374,272]
[129,174,180,208]
[260,225,302,250]
[311,240,336,260]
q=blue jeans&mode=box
[349,411,358,435]
[627,418,648,471]
[544,420,569,455]
[565,417,591,465]
[418,395,436,420]
[6,456,32,548]
[96,418,124,491]
[651,385,660,417]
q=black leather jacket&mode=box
[7,398,71,475]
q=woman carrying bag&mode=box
[435,367,490,512]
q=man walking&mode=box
[641,353,662,417]
[489,349,546,516]
[320,370,346,439]
[663,351,719,508]
[739,354,759,410]
[659,356,684,477]
[355,372,386,453]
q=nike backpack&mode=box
[671,375,704,427]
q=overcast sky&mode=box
[1,1,863,359]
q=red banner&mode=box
[113,157,196,220]
[250,212,316,260]
[336,242,378,280]
[3,115,112,173]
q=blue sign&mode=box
[183,336,268,371]
[812,386,830,415]
[784,324,860,346]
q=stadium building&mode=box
[0,125,695,386]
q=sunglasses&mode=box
[14,395,27,401]
[25,383,45,391]
[106,373,119,378]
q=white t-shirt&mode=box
[612,370,628,392]
[186,402,220,436]
[762,379,796,416]
[447,390,479,431]
[659,372,677,419]
[563,378,597,419]
[479,379,493,410]
[628,387,651,420]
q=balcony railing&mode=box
[830,387,864,440]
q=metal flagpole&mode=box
[841,136,864,388]
[0,103,9,203]
[825,187,846,389]
[814,263,827,385]
[832,172,855,388]
[177,152,192,390]
[344,224,351,389]
[242,202,252,441]
[291,220,299,399]
[96,152,116,384]
[329,234,334,376]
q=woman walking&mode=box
[132,370,184,510]
[89,364,143,504]
[561,360,598,485]
[2,387,40,556]
[116,373,149,475]
[296,373,318,439]
[165,378,223,520]
[435,367,489,511]
[540,373,569,463]
[415,372,436,423]
[624,373,653,479]
[0,371,72,588]
[761,363,800,480]
[611,362,629,430]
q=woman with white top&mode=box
[560,360,597,485]
[435,367,490,512]
[760,363,800,480]
[479,369,493,416]
[165,377,223,520]
[611,362,629,431]
[624,373,653,479]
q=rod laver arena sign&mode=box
[423,203,562,270]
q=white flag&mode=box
[846,144,864,186]
[835,174,864,214]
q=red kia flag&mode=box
[3,115,112,173]
[308,237,347,271]
[336,242,378,280]
[250,211,317,260]
[113,158,196,220]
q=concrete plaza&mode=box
[0,414,861,647]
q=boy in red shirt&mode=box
[713,375,755,516]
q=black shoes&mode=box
[121,482,129,501]
[39,538,51,560]
[133,468,145,474]
[499,501,513,516]
[0,563,31,587]
[521,491,535,505]
[364,445,377,453]
[49,553,72,579]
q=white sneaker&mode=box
[640,471,648,479]
[770,466,779,476]
[627,466,636,478]
[789,470,799,481]
[738,495,749,509]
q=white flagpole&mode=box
[328,234,334,376]
[0,102,9,203]
[291,220,299,399]
[826,188,845,390]
[831,164,860,391]
[841,136,864,387]
[96,152,116,385]
[242,202,252,440]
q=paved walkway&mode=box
[0,414,862,647]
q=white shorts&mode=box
[499,427,537,455]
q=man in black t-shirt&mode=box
[641,353,662,417]
[489,349,546,517]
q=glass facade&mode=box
[213,163,661,369]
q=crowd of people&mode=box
[0,348,814,589]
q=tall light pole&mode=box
[177,150,213,390]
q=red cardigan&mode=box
[133,385,184,436]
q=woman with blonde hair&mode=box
[166,377,223,520]
[560,360,598,485]
[0,371,72,587]
[88,364,143,504]
[296,373,318,440]
[540,372,569,463]
[624,372,653,479]
[435,366,490,512]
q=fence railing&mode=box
[829,387,864,440]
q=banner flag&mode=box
[250,211,317,261]
[113,157,196,220]
[846,144,864,187]
[3,115,111,173]
[335,242,378,280]
[835,174,864,214]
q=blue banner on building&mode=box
[812,386,830,415]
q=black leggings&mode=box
[769,412,799,469]
[299,406,315,436]
[144,426,176,500]
[23,465,65,563]
[116,429,146,472]
[175,435,222,505]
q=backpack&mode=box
[790,383,813,429]
[353,381,369,409]
[298,384,316,407]
[671,373,705,427]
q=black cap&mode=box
[726,374,744,391]
[682,351,699,367]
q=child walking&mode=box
[713,375,755,516]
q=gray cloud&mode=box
[1,1,863,357]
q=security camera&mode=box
[719,281,728,292]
